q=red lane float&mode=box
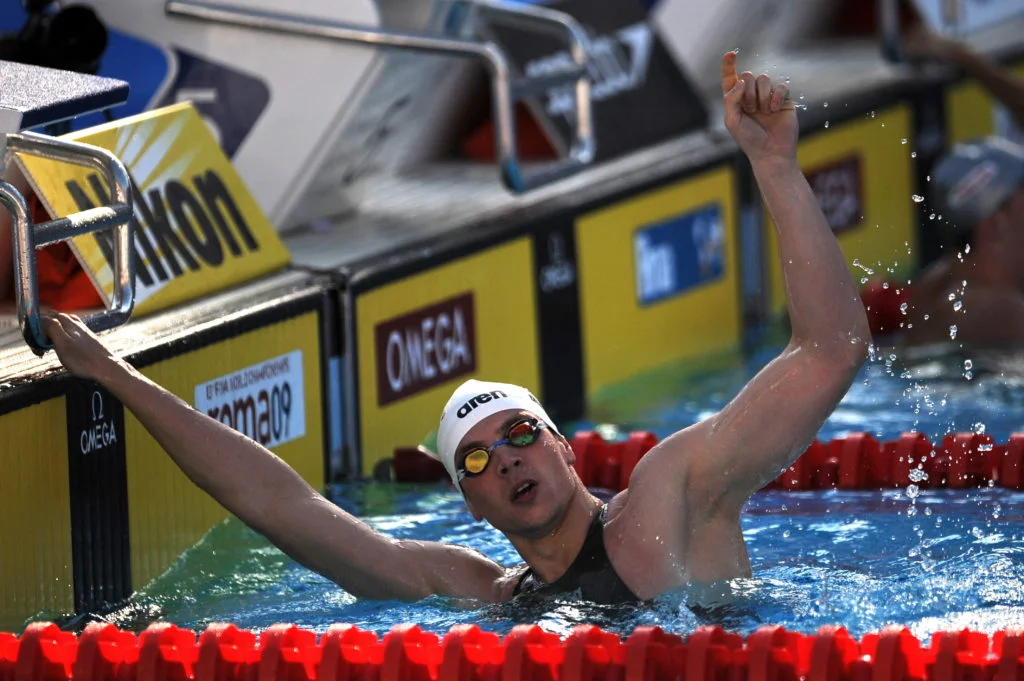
[394,431,1024,492]
[2,622,1022,681]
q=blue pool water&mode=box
[104,344,1024,638]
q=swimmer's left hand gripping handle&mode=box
[0,131,134,354]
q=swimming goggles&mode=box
[457,417,548,481]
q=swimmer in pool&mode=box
[901,136,1024,349]
[42,51,871,605]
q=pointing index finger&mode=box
[721,51,739,95]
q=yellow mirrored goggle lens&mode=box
[462,448,490,475]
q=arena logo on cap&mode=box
[375,292,477,406]
[456,390,509,418]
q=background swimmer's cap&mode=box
[931,136,1024,236]
[434,379,560,488]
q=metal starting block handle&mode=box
[0,131,134,353]
[472,1,595,191]
[166,0,596,194]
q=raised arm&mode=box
[904,27,1024,130]
[43,312,506,603]
[627,53,870,519]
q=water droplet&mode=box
[906,484,920,498]
[901,138,907,144]
[964,244,971,254]
[953,300,963,312]
[860,276,868,284]
[948,292,956,302]
[823,101,829,108]
[924,507,932,516]
[949,325,958,340]
[964,359,973,371]
[824,121,830,129]
[912,194,925,203]
[782,529,791,538]
[900,302,908,314]
[978,443,993,452]
[970,526,984,539]
[911,151,917,158]
[923,314,930,321]
[908,468,928,482]
[870,111,876,118]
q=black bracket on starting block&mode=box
[0,59,129,132]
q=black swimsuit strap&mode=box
[512,506,605,593]
[512,504,640,604]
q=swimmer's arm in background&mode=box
[626,53,871,524]
[42,312,509,604]
[903,27,1024,130]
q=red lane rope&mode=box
[395,431,1024,492]
[2,621,1021,681]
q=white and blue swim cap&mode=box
[932,136,1024,233]
[434,379,560,488]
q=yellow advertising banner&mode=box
[125,311,323,588]
[764,104,916,314]
[17,102,291,317]
[356,239,540,476]
[575,167,741,399]
[946,61,1024,145]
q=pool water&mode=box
[96,343,1024,638]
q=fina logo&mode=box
[634,233,676,303]
[633,203,725,305]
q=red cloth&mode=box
[29,194,104,311]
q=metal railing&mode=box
[878,0,907,63]
[0,132,134,352]
[165,0,596,192]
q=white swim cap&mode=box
[434,379,560,488]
